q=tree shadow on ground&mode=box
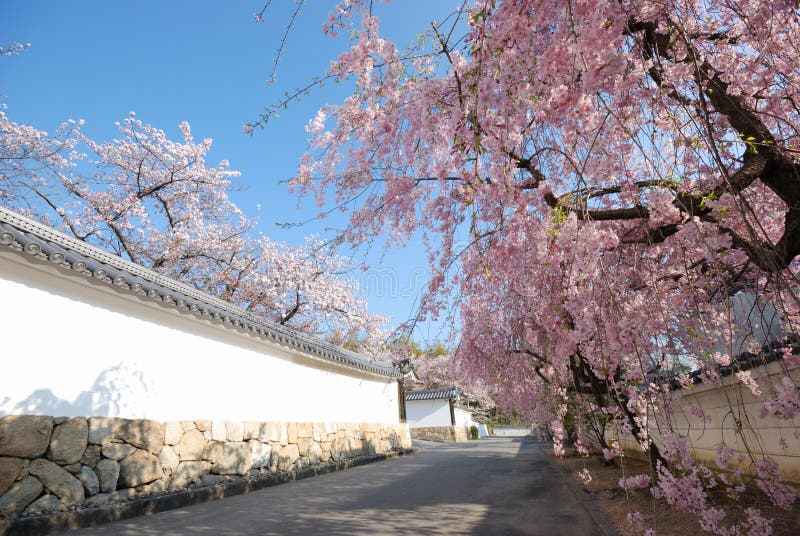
[69,438,608,536]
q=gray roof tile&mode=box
[405,387,458,401]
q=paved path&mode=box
[67,438,608,535]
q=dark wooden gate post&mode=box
[398,379,407,423]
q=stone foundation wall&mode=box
[409,426,469,442]
[0,415,411,520]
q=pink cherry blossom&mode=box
[263,1,800,530]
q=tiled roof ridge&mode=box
[405,386,458,400]
[650,334,799,391]
[0,206,400,379]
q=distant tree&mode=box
[0,110,387,344]
[407,342,496,417]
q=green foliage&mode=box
[469,425,479,440]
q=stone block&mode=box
[279,423,288,445]
[88,417,124,445]
[27,459,84,505]
[225,421,244,442]
[85,488,135,507]
[47,417,88,465]
[158,446,179,474]
[287,423,298,445]
[201,441,223,464]
[169,461,211,490]
[211,442,252,475]
[195,420,211,432]
[0,476,42,515]
[180,421,196,432]
[256,423,272,442]
[24,493,61,515]
[307,442,324,465]
[0,415,53,458]
[81,445,102,467]
[296,423,313,439]
[164,422,183,445]
[333,433,348,459]
[179,430,206,461]
[119,420,164,454]
[243,421,260,440]
[95,459,119,492]
[209,420,225,441]
[249,440,272,469]
[0,457,24,496]
[84,492,111,508]
[102,442,136,460]
[349,437,363,454]
[77,466,100,496]
[312,423,324,442]
[119,449,161,488]
[63,463,82,474]
[277,444,300,472]
[298,437,315,457]
[136,479,165,496]
[269,444,281,470]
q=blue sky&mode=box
[1,0,462,343]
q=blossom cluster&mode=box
[0,110,388,351]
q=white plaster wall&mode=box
[492,426,533,437]
[405,399,452,428]
[453,407,474,427]
[0,252,400,424]
[608,359,800,483]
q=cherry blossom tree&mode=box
[255,1,800,532]
[405,342,496,416]
[0,109,386,343]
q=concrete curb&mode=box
[1,448,417,536]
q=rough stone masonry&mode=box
[0,415,411,521]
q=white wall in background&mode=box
[406,398,452,428]
[453,407,474,427]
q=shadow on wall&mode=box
[0,363,155,418]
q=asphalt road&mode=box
[66,438,609,535]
